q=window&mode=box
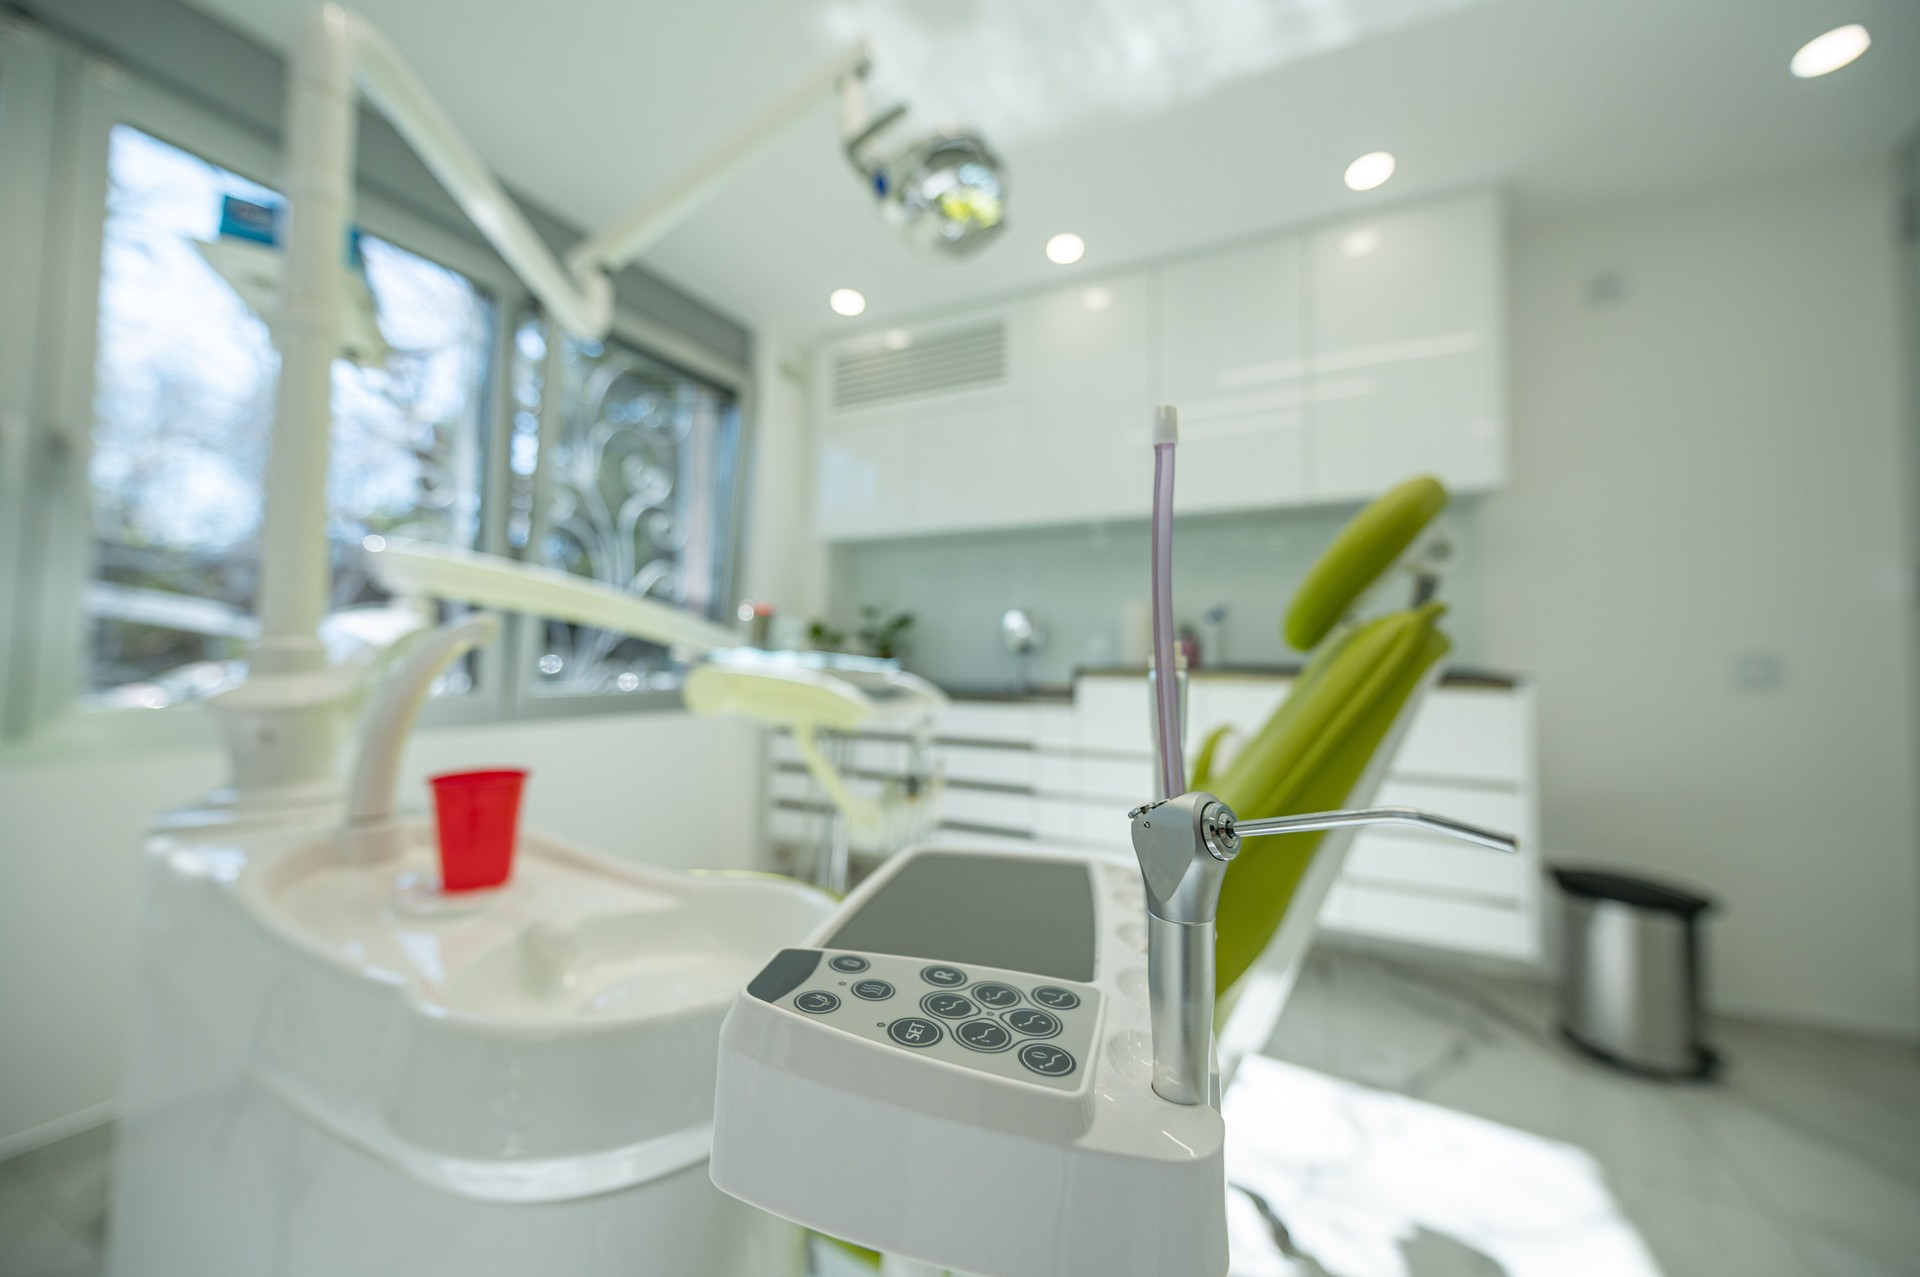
[0,50,752,750]
[512,320,743,698]
[86,125,494,708]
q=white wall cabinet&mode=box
[1158,237,1312,511]
[811,307,1026,539]
[1303,193,1506,501]
[1020,271,1159,522]
[811,191,1506,540]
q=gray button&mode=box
[887,1017,944,1048]
[1019,1042,1076,1077]
[956,1019,1013,1053]
[794,990,840,1014]
[1031,985,1081,1011]
[1004,1007,1062,1038]
[828,955,870,973]
[851,979,895,1001]
[921,965,968,988]
[971,982,1021,1009]
[922,992,977,1020]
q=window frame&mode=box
[0,18,65,746]
[0,31,755,760]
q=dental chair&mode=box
[1201,474,1458,1085]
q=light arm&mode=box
[366,538,740,655]
[567,41,872,278]
[345,11,610,337]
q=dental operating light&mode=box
[842,68,1008,257]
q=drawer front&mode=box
[1072,677,1151,750]
[940,787,1036,832]
[1074,755,1154,802]
[1321,881,1538,961]
[941,743,1040,789]
[1395,689,1526,783]
[1187,680,1293,738]
[936,701,1038,745]
[1343,834,1526,900]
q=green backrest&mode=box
[1199,476,1453,994]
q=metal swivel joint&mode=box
[1129,793,1518,1107]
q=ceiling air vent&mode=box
[831,321,1007,411]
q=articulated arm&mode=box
[1129,794,1516,1107]
[237,4,871,801]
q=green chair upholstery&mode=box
[1200,476,1453,994]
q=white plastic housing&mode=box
[108,817,831,1276]
[710,845,1229,1277]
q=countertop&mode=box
[938,664,1519,703]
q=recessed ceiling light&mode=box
[829,288,866,317]
[1045,232,1086,265]
[1790,24,1870,77]
[1344,151,1396,192]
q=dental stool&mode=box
[1199,475,1457,1077]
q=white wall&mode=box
[1482,158,1920,1039]
[0,710,764,1153]
[739,340,828,634]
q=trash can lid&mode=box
[1552,868,1714,916]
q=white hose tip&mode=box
[1153,404,1179,445]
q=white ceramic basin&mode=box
[127,821,832,1201]
[250,829,826,1023]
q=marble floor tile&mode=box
[1250,946,1920,1277]
[8,1124,115,1258]
[0,1166,99,1277]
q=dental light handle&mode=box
[1129,793,1517,1107]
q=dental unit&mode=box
[707,411,1517,1275]
[108,6,987,1274]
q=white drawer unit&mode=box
[762,671,1542,965]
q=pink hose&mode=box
[1151,438,1184,799]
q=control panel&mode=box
[711,847,1228,1277]
[748,948,1099,1091]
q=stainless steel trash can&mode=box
[1553,869,1718,1079]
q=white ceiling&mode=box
[184,0,1920,344]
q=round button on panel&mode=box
[921,992,978,1020]
[921,965,968,988]
[828,955,870,973]
[1018,1042,1077,1077]
[970,982,1021,1010]
[794,990,840,1014]
[887,1017,944,1048]
[955,1019,1014,1053]
[850,979,895,1001]
[1030,985,1081,1011]
[1003,1008,1062,1038]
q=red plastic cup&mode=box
[429,769,528,892]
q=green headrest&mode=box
[1205,602,1452,992]
[1283,476,1448,651]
